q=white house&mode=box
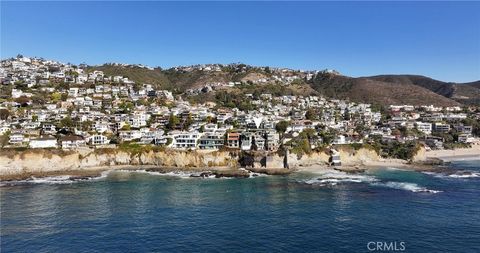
[29,136,57,148]
[458,134,475,143]
[88,135,109,146]
[415,122,432,135]
[170,131,200,149]
[9,133,25,145]
[60,135,85,149]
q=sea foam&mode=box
[302,170,378,186]
[422,170,480,179]
[372,181,442,193]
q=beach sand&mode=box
[426,145,480,161]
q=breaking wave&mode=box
[423,171,480,179]
[300,169,441,193]
[0,170,110,187]
[301,170,378,186]
[371,181,442,193]
[114,169,194,178]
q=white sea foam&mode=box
[422,171,480,179]
[301,169,442,193]
[248,172,269,178]
[384,167,408,171]
[448,172,480,178]
[302,170,378,186]
[29,176,75,184]
[0,172,110,186]
[372,181,442,193]
[114,169,194,178]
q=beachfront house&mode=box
[226,132,240,149]
[240,132,253,150]
[198,132,225,150]
[88,135,110,146]
[171,131,200,149]
[60,135,86,149]
[9,132,25,145]
[29,135,57,148]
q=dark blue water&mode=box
[1,160,479,252]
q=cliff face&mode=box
[0,147,384,179]
[411,146,427,162]
[0,149,237,178]
[264,147,380,168]
[337,147,381,166]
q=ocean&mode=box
[1,160,479,252]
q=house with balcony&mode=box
[226,132,240,149]
[60,135,85,149]
[198,132,225,150]
[170,131,200,149]
[88,135,110,146]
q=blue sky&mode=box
[1,1,479,82]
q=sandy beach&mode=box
[426,145,480,161]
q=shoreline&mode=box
[425,145,480,162]
[0,164,294,182]
[1,146,478,182]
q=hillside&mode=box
[369,75,480,105]
[308,73,461,107]
[87,64,479,106]
[87,64,269,93]
[86,65,173,89]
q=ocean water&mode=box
[1,160,479,252]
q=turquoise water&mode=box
[1,160,479,252]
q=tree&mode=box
[305,109,317,120]
[185,114,194,129]
[50,92,62,102]
[205,116,216,124]
[275,120,290,134]
[121,124,131,130]
[81,120,93,131]
[319,130,336,145]
[31,95,46,104]
[15,96,30,105]
[60,116,74,129]
[0,109,10,120]
[343,109,351,121]
[119,101,134,112]
[167,114,180,130]
[0,131,10,147]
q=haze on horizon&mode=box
[1,1,479,83]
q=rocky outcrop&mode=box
[336,147,381,166]
[0,149,237,179]
[411,146,427,162]
[0,147,385,180]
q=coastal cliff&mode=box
[0,148,237,180]
[0,146,386,180]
